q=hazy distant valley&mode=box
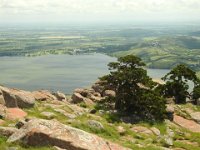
[0,24,200,71]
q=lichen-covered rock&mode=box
[7,119,129,150]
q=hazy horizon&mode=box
[0,0,200,25]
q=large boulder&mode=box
[32,90,57,101]
[0,86,35,108]
[7,119,129,150]
[71,93,94,105]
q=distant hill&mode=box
[111,36,200,70]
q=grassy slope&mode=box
[1,101,200,150]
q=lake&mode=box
[0,53,170,94]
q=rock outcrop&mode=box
[7,118,129,150]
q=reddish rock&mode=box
[7,119,130,150]
[6,108,27,120]
[174,115,200,133]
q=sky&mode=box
[0,0,200,24]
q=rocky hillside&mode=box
[0,84,200,150]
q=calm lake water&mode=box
[0,53,170,94]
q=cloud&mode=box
[0,0,199,23]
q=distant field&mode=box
[0,25,200,71]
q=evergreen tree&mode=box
[100,55,166,121]
[162,64,197,104]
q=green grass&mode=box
[0,136,54,150]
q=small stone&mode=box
[117,126,126,135]
[99,110,105,115]
[15,120,26,129]
[150,127,160,136]
[164,136,173,146]
[64,113,76,119]
[88,120,104,130]
[54,109,66,114]
[166,127,174,138]
[90,109,97,114]
[131,126,153,135]
[41,112,55,119]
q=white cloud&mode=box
[0,0,199,23]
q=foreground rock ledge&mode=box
[7,119,129,150]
